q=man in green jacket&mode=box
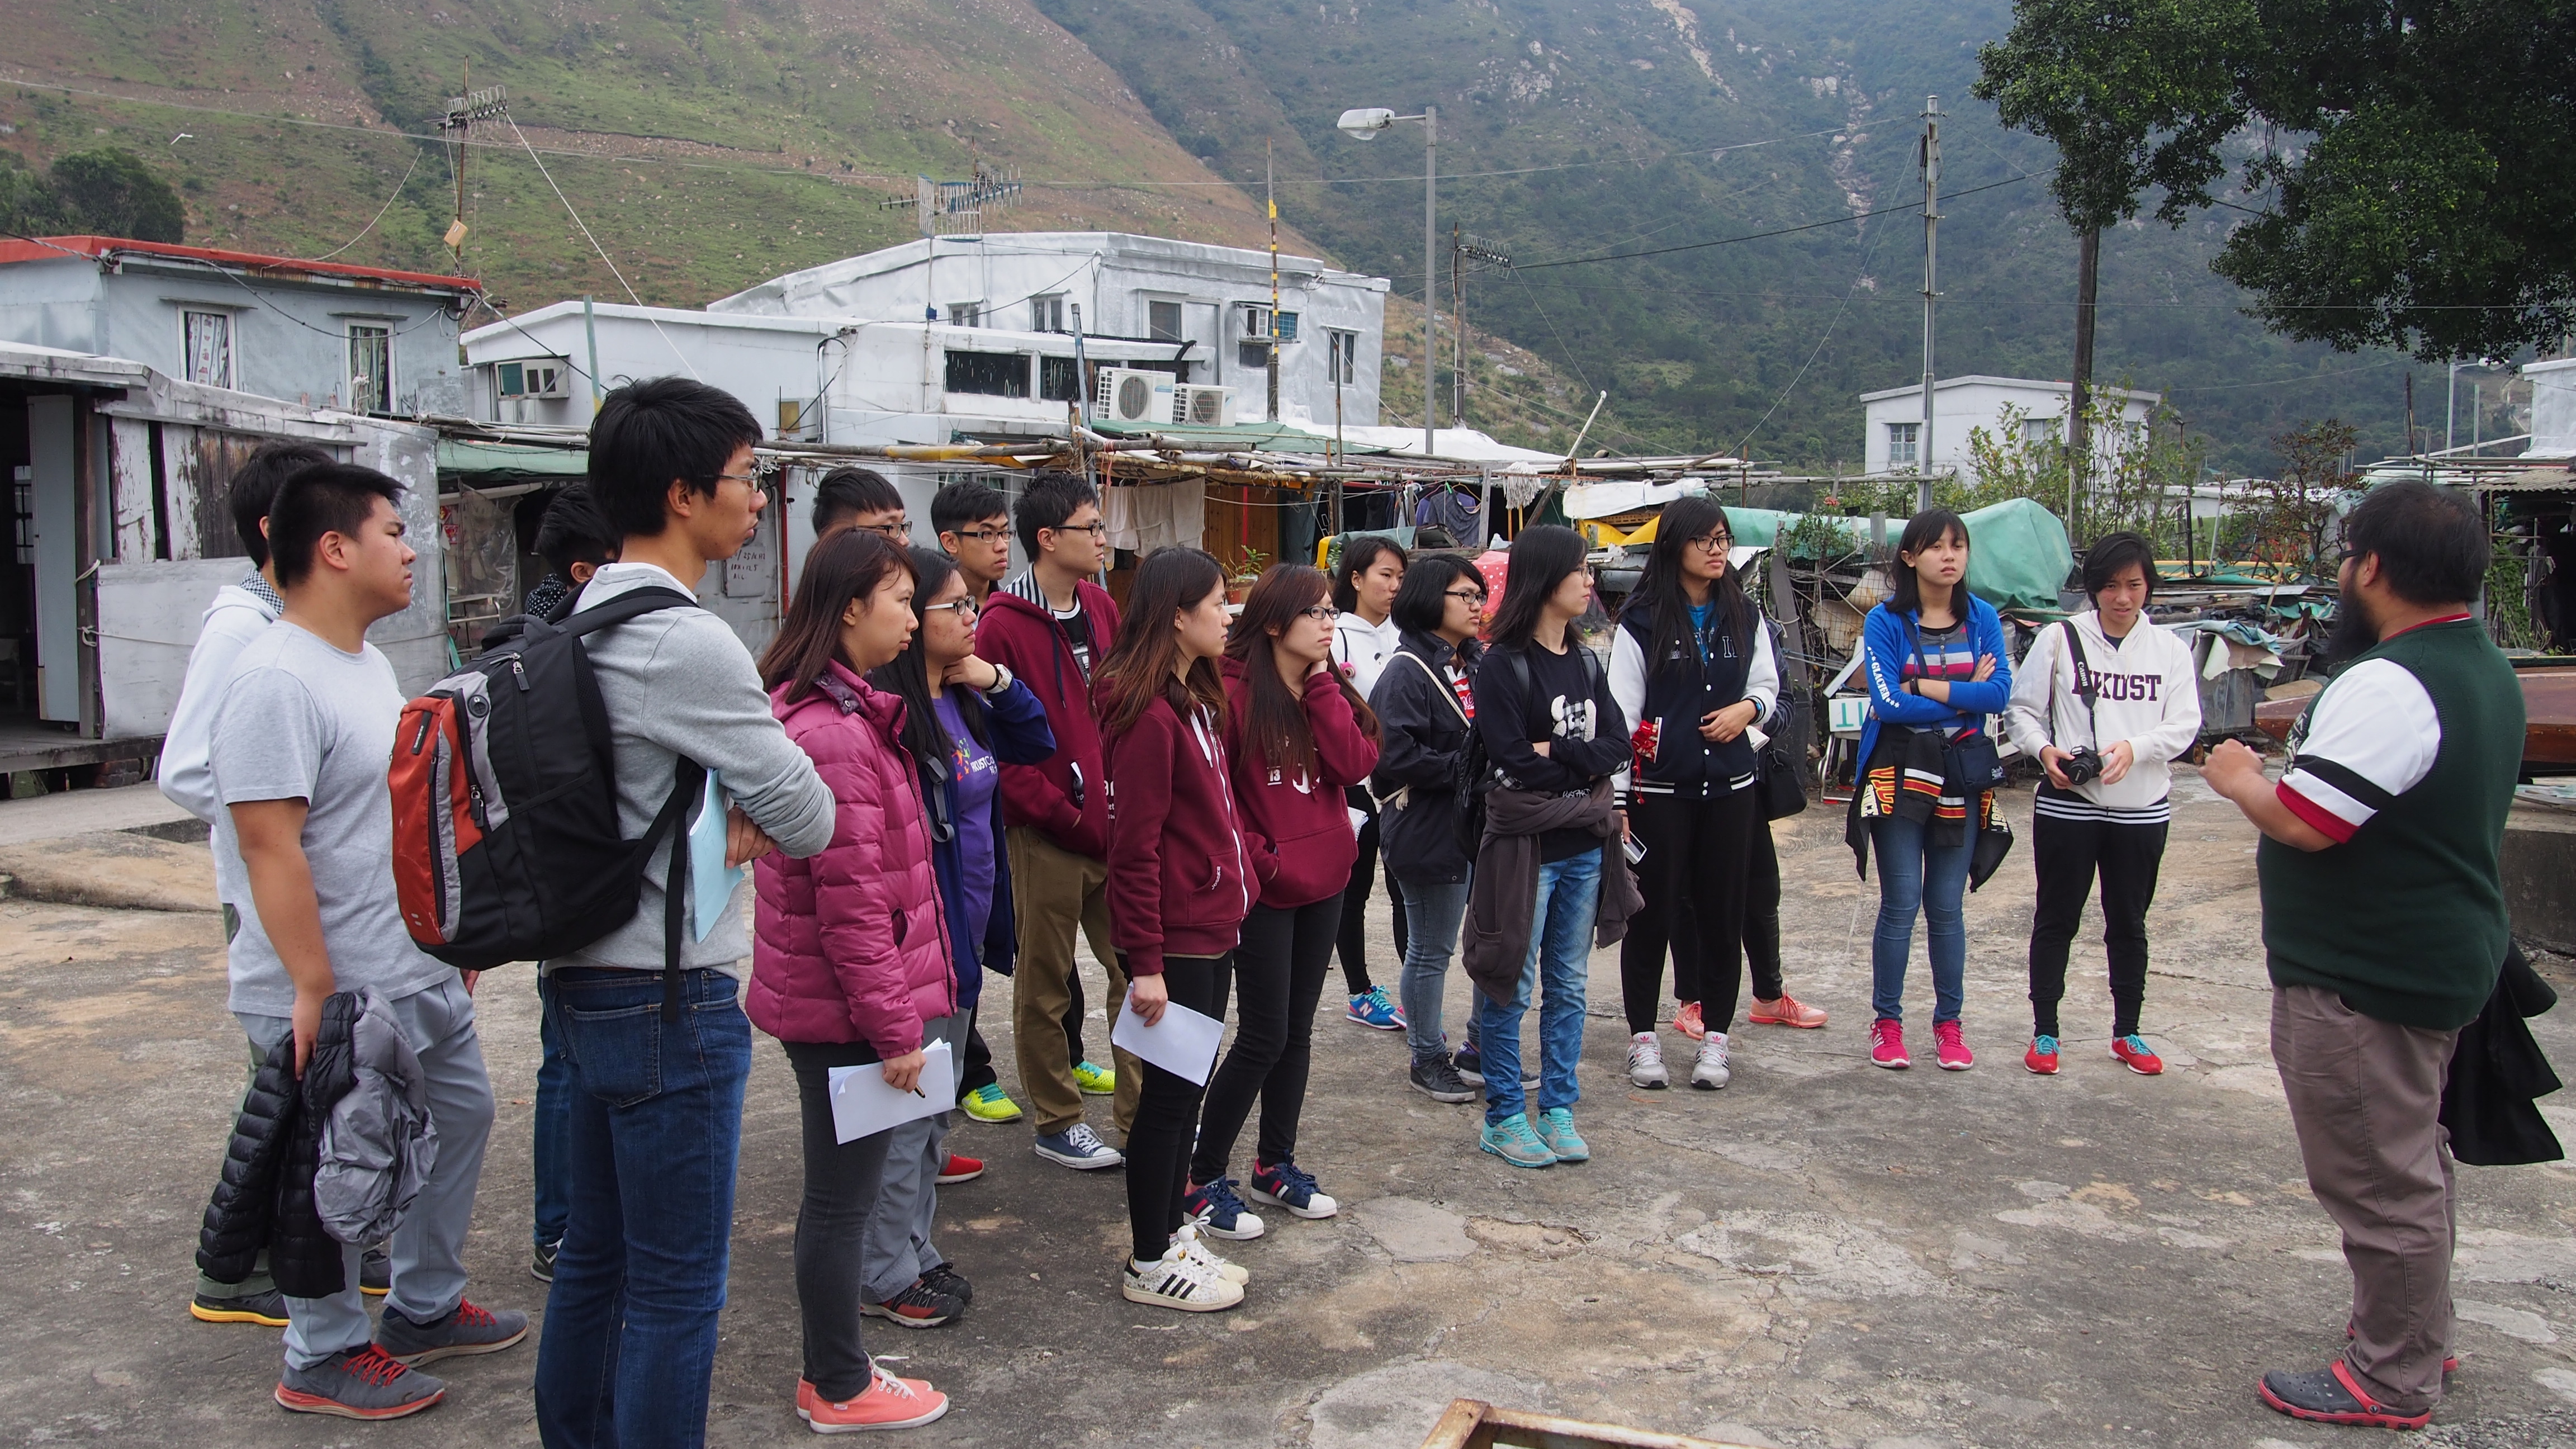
[2204,479,2524,1431]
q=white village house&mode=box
[1861,375,2158,478]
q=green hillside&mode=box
[0,0,2494,473]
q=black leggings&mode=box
[2026,798,2167,1038]
[960,1011,995,1095]
[1337,810,1409,996]
[1193,898,1339,1185]
[1743,809,1785,1003]
[1123,953,1232,1264]
[791,1065,894,1401]
[1619,789,1759,1034]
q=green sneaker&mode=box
[1478,1112,1556,1169]
[1072,1060,1116,1096]
[960,1083,1023,1123]
[1535,1107,1589,1163]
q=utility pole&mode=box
[1423,104,1438,458]
[1267,140,1281,424]
[1450,224,1465,428]
[2068,225,2098,525]
[1917,94,1942,514]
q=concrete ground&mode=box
[3,770,2574,1448]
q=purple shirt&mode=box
[934,692,1001,945]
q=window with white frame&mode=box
[1887,420,1919,467]
[347,324,392,413]
[1327,329,1358,384]
[1147,299,1183,342]
[949,301,984,328]
[183,310,233,389]
[1030,295,1066,332]
[2021,414,2063,447]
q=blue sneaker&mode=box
[1032,1123,1124,1170]
[1534,1107,1589,1163]
[1182,1176,1267,1240]
[1478,1112,1557,1169]
[1346,986,1405,1030]
[1244,1159,1339,1219]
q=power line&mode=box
[302,146,422,263]
[500,109,698,381]
[1514,173,2037,271]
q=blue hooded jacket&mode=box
[916,678,1055,1010]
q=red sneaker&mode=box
[1671,1001,1707,1040]
[1869,1019,1909,1069]
[2024,1035,2061,1075]
[2109,1034,2165,1076]
[799,1365,949,1431]
[1933,1020,1974,1071]
[936,1152,984,1185]
[1748,993,1829,1029]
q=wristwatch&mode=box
[981,662,1014,697]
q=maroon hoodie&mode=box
[1100,685,1251,976]
[1221,657,1380,910]
[976,575,1119,858]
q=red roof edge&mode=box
[0,235,479,292]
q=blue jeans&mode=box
[533,969,751,1449]
[1396,873,1472,1063]
[1869,815,1972,1023]
[1478,847,1601,1125]
[533,988,570,1248]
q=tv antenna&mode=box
[879,158,1024,238]
[438,71,508,263]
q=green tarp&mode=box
[437,439,587,484]
[1715,496,2075,614]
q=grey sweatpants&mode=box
[240,977,495,1370]
[862,1014,959,1301]
[2271,983,2460,1414]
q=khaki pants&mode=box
[1008,827,1140,1139]
[2271,983,2460,1413]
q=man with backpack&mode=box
[528,379,836,1448]
[978,471,1137,1168]
[214,463,525,1419]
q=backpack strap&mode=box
[553,585,700,638]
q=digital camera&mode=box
[2059,747,2105,787]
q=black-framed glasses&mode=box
[946,527,1010,543]
[1687,532,1733,553]
[1295,604,1337,623]
[1047,522,1110,538]
[1444,589,1486,606]
[860,520,909,540]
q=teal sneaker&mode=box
[1535,1107,1589,1163]
[1072,1060,1116,1096]
[1478,1112,1557,1169]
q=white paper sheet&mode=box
[826,1040,955,1145]
[688,770,745,943]
[1110,998,1225,1086]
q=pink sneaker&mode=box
[1933,1020,1974,1071]
[1869,1018,1909,1069]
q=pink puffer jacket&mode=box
[749,661,954,1057]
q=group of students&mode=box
[165,373,2213,1443]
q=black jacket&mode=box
[1369,629,1483,885]
[1614,598,1761,798]
[197,992,363,1298]
[2441,943,2563,1167]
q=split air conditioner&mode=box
[1172,383,1235,428]
[1095,367,1175,424]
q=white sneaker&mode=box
[1172,1222,1251,1285]
[1691,1031,1731,1090]
[1626,1031,1670,1089]
[1122,1245,1243,1312]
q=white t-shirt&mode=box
[212,621,450,1016]
[2277,656,2444,844]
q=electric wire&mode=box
[302,146,424,263]
[500,110,699,380]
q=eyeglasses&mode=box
[713,470,761,486]
[1295,604,1337,623]
[923,598,978,618]
[1046,522,1110,538]
[1443,589,1487,606]
[947,527,1009,543]
[1687,532,1733,553]
[861,520,908,540]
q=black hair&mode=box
[931,479,1010,538]
[1014,469,1099,557]
[229,441,336,567]
[812,466,903,534]
[268,463,402,589]
[2081,530,2158,603]
[533,483,619,580]
[867,546,980,770]
[1621,494,1752,670]
[1488,524,1592,647]
[1391,553,1482,635]
[588,377,763,542]
[1332,535,1410,613]
[1888,508,1972,616]
[2343,479,2489,605]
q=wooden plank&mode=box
[97,558,238,740]
[162,424,202,560]
[108,416,155,563]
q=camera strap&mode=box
[2054,619,2103,750]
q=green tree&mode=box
[48,149,184,244]
[1976,0,2576,362]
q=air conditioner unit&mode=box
[496,359,569,399]
[1095,367,1174,424]
[1173,383,1235,428]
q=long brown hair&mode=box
[1092,547,1227,736]
[759,526,908,701]
[1225,564,1378,775]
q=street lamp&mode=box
[1337,105,1437,460]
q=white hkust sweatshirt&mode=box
[2003,610,2202,822]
